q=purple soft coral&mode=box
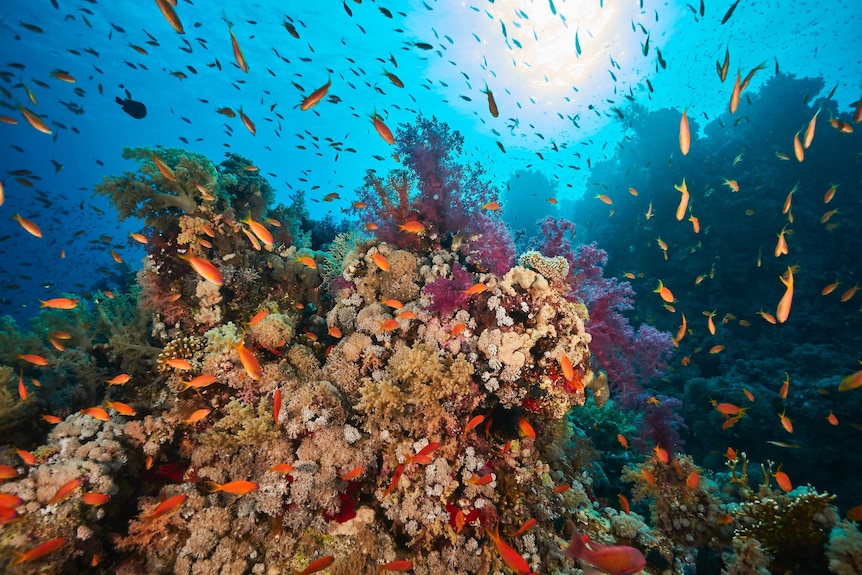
[533,218,674,404]
[355,115,513,273]
[422,264,473,318]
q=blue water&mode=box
[2,0,859,319]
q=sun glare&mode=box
[415,0,666,139]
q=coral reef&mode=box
[4,114,858,575]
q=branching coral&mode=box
[733,487,838,573]
[94,146,218,228]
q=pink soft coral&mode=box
[533,218,673,403]
[355,115,513,274]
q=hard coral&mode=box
[734,487,838,573]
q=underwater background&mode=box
[1,0,861,573]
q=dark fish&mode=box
[115,89,146,119]
[721,0,741,25]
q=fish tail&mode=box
[564,520,586,559]
[114,96,123,105]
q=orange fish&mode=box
[654,280,674,303]
[146,494,188,520]
[481,82,499,117]
[82,492,111,506]
[487,525,533,575]
[238,107,256,135]
[379,560,413,572]
[12,537,67,566]
[228,28,248,73]
[295,556,335,575]
[384,463,405,496]
[793,131,804,162]
[410,442,440,465]
[398,220,425,234]
[165,358,192,370]
[269,463,294,474]
[596,194,613,205]
[14,447,35,466]
[823,183,839,204]
[40,297,78,309]
[757,310,777,324]
[247,310,269,326]
[704,310,717,335]
[0,465,18,480]
[327,326,342,338]
[180,253,223,286]
[208,480,259,495]
[19,105,52,134]
[297,256,317,269]
[679,109,691,155]
[378,318,399,332]
[560,355,575,382]
[518,417,536,440]
[450,323,466,338]
[106,373,131,386]
[709,344,725,354]
[839,369,862,392]
[13,213,42,237]
[674,313,687,344]
[653,445,669,464]
[371,111,395,144]
[565,522,646,574]
[464,414,485,435]
[340,465,364,481]
[689,213,700,234]
[778,410,793,433]
[465,473,493,486]
[273,388,282,425]
[82,407,111,421]
[300,78,331,111]
[773,470,792,492]
[184,408,211,424]
[616,433,629,449]
[686,470,700,490]
[381,299,404,309]
[779,372,790,400]
[105,400,137,417]
[742,387,755,402]
[181,374,217,392]
[242,215,273,247]
[827,411,839,426]
[234,341,262,380]
[729,70,741,114]
[51,478,81,503]
[0,493,23,508]
[372,252,390,271]
[42,414,62,424]
[618,493,630,513]
[154,0,184,33]
[723,178,739,192]
[396,311,416,320]
[482,201,501,211]
[776,267,793,323]
[847,504,862,521]
[822,280,842,296]
[462,283,488,296]
[840,285,859,303]
[804,107,820,149]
